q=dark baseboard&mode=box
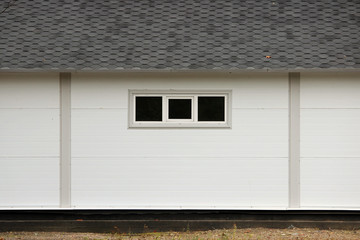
[1,210,360,233]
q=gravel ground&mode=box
[1,228,360,240]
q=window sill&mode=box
[129,122,231,128]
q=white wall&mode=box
[0,73,60,207]
[300,72,360,208]
[71,72,289,209]
[3,71,359,209]
[2,71,359,210]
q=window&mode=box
[129,90,231,128]
[135,96,162,121]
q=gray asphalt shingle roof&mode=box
[1,0,360,71]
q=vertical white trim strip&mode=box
[289,72,301,208]
[60,72,71,208]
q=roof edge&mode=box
[1,68,360,73]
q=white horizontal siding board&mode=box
[0,73,60,208]
[0,73,59,108]
[301,109,360,136]
[72,72,288,109]
[0,191,59,208]
[72,191,254,208]
[301,109,360,157]
[0,157,59,207]
[0,109,59,136]
[72,157,287,207]
[0,158,59,190]
[71,74,289,208]
[72,135,287,158]
[300,73,360,208]
[301,72,360,108]
[71,193,287,209]
[301,135,360,158]
[301,158,360,207]
[233,75,288,109]
[72,158,287,191]
[71,109,288,158]
[233,109,288,136]
[0,109,59,156]
[71,108,288,136]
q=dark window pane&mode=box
[168,99,192,119]
[136,97,162,121]
[198,96,225,121]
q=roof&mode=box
[1,0,360,71]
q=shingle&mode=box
[0,0,360,71]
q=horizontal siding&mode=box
[301,72,360,108]
[301,135,360,157]
[300,73,360,208]
[0,73,60,208]
[0,73,59,108]
[71,157,287,207]
[72,157,287,191]
[301,109,360,136]
[301,158,360,207]
[71,73,289,208]
[72,109,288,158]
[72,72,288,109]
[0,158,59,207]
[0,109,60,156]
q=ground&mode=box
[1,228,360,240]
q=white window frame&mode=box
[166,96,194,122]
[129,90,232,128]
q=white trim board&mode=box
[289,72,301,208]
[60,72,71,208]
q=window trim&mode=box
[166,96,194,122]
[129,90,232,128]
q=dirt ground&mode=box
[1,228,360,240]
